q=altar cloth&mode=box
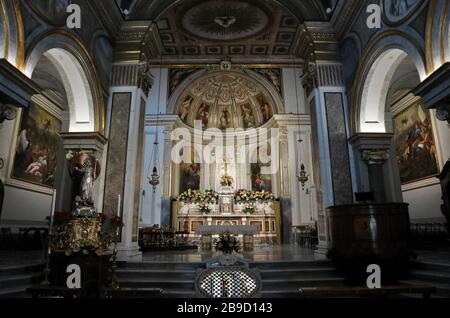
[196,225,259,235]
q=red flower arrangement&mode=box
[99,212,107,223]
[111,215,124,227]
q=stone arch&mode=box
[353,33,426,133]
[24,32,102,133]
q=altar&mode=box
[171,187,281,247]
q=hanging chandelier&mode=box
[292,55,308,190]
[147,60,162,193]
[148,148,160,192]
[297,164,309,190]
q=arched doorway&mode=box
[354,43,445,223]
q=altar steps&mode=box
[399,260,450,298]
[0,264,44,298]
[117,260,345,298]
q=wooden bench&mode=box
[299,285,436,299]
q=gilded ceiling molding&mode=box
[425,0,438,74]
[440,0,450,65]
[25,30,105,134]
[12,0,25,71]
[0,1,9,61]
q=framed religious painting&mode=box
[179,163,201,193]
[381,0,423,25]
[393,100,440,185]
[10,104,61,189]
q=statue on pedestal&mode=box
[67,151,101,217]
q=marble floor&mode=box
[140,245,326,263]
[0,250,46,269]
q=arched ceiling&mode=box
[175,71,277,130]
[115,0,336,63]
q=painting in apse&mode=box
[179,163,201,193]
[219,108,231,130]
[241,103,256,128]
[251,163,272,192]
[256,95,272,123]
[393,101,439,184]
[196,103,210,129]
[252,69,282,94]
[179,95,194,122]
[12,104,61,188]
[169,69,199,96]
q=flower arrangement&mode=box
[178,189,197,202]
[178,189,219,204]
[220,175,234,187]
[243,202,256,214]
[214,231,241,254]
[204,189,219,203]
[198,202,211,214]
[235,189,276,202]
[234,189,254,202]
[254,190,276,202]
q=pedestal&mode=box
[201,234,212,251]
[243,234,254,252]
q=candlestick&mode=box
[117,194,121,218]
[49,189,57,234]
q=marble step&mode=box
[409,270,450,285]
[117,269,197,280]
[0,273,42,289]
[261,277,345,290]
[118,279,196,291]
[119,262,204,271]
[0,285,32,298]
[399,279,450,297]
[0,263,44,278]
[258,268,338,279]
[413,261,450,273]
[248,260,333,270]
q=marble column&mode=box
[303,62,354,253]
[362,150,390,203]
[349,133,402,203]
[104,63,153,260]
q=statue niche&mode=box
[68,151,101,216]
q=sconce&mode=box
[297,164,309,190]
[149,166,160,193]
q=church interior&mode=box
[0,0,450,300]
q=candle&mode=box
[117,194,121,218]
[49,189,57,234]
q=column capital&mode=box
[362,149,390,165]
[60,132,107,153]
[110,62,154,96]
[349,132,394,151]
